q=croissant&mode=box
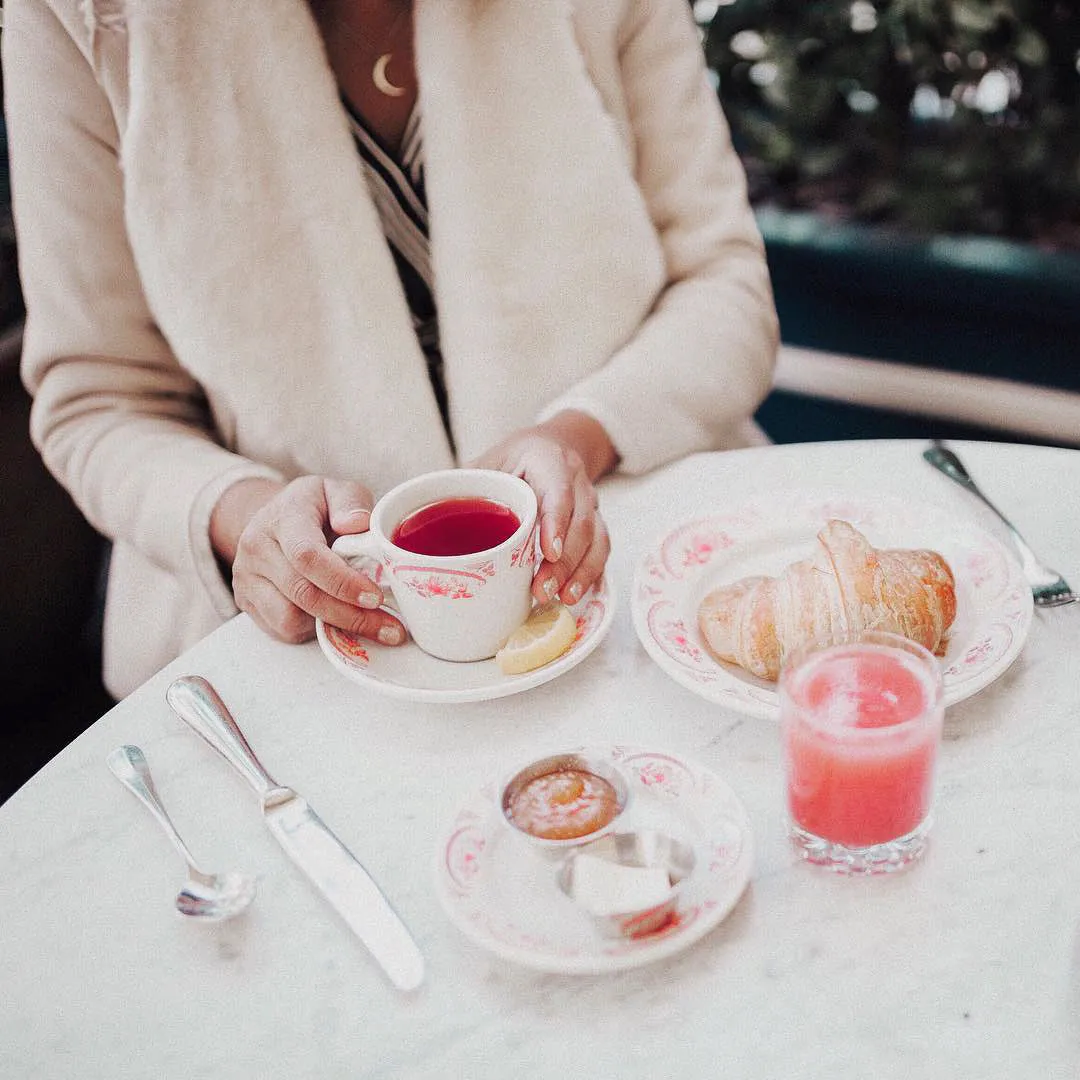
[697,519,956,681]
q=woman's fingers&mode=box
[276,478,387,609]
[229,475,407,646]
[277,524,378,609]
[324,478,375,536]
[532,464,607,604]
[559,512,610,604]
[237,574,318,644]
[471,420,614,606]
[238,572,407,646]
[525,453,576,565]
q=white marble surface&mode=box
[3,440,1079,1079]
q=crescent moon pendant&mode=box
[373,53,407,98]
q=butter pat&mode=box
[570,854,672,915]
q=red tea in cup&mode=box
[391,497,520,557]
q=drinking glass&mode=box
[780,630,945,874]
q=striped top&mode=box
[342,98,452,445]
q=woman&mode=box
[4,0,778,698]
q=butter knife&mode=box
[165,675,424,991]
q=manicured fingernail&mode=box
[378,625,403,645]
[566,581,583,603]
[542,577,558,600]
[550,536,563,560]
[358,592,382,609]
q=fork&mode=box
[923,441,1077,608]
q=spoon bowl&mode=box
[175,869,258,921]
[107,744,257,922]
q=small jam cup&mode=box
[498,751,631,860]
[556,830,696,939]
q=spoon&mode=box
[106,744,257,921]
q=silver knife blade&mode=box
[262,790,425,992]
[165,675,424,992]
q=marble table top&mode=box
[3,440,1079,1079]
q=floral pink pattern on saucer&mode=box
[632,492,1033,720]
[323,625,370,666]
[435,745,753,975]
[316,577,614,703]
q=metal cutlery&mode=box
[923,440,1077,607]
[165,675,425,991]
[107,744,257,921]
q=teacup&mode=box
[332,468,538,662]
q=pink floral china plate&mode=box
[434,745,753,975]
[632,492,1033,721]
[315,576,614,704]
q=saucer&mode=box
[315,576,614,703]
[632,491,1033,720]
[433,745,753,975]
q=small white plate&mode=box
[316,576,614,703]
[632,492,1033,720]
[434,745,753,975]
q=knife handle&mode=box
[166,676,281,801]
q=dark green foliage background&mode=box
[703,0,1080,247]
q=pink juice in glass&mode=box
[780,633,944,871]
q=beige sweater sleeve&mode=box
[4,0,281,617]
[541,0,779,473]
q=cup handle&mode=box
[331,533,400,613]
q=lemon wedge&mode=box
[496,601,577,675]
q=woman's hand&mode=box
[209,475,407,646]
[472,410,617,605]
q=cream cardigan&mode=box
[5,0,779,697]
